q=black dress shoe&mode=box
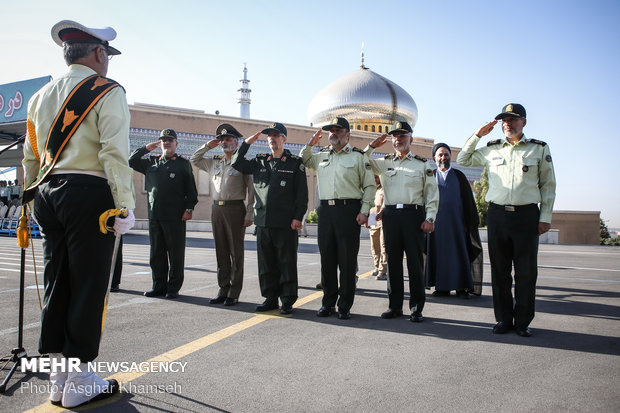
[144,289,166,297]
[381,309,403,319]
[316,306,335,317]
[410,312,424,322]
[492,321,514,334]
[256,299,279,312]
[280,304,293,315]
[338,310,351,320]
[209,295,226,304]
[432,290,451,297]
[110,285,120,293]
[456,289,470,299]
[516,327,532,337]
[224,297,238,306]
[165,292,179,299]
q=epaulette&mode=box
[256,153,270,158]
[319,146,332,152]
[383,154,395,160]
[529,139,547,147]
[212,155,223,160]
[487,139,502,146]
[288,154,301,160]
[352,147,365,154]
[413,154,427,162]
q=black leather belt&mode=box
[213,200,244,206]
[384,204,422,210]
[490,202,536,212]
[320,199,361,206]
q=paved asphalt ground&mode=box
[0,229,618,412]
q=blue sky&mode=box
[2,0,619,227]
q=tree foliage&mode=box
[600,218,620,245]
[473,167,489,227]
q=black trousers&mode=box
[149,219,186,294]
[318,203,360,312]
[487,203,540,328]
[34,174,115,362]
[256,226,299,305]
[382,207,426,313]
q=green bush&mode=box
[306,210,318,224]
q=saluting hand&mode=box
[308,129,322,146]
[245,132,262,145]
[475,120,498,138]
[146,141,160,151]
[206,139,220,149]
[369,134,388,149]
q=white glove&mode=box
[113,209,135,235]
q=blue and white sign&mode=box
[0,76,51,124]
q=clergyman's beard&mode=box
[438,159,450,170]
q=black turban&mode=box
[432,142,451,157]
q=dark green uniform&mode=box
[232,142,308,305]
[129,147,198,295]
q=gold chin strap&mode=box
[98,208,127,234]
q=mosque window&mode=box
[371,125,376,132]
[364,125,368,131]
[357,125,361,130]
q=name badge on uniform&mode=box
[170,172,176,178]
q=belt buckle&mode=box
[218,201,225,206]
[505,205,515,212]
[396,203,404,209]
[328,200,335,206]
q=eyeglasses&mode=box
[97,46,113,61]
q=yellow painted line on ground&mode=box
[25,271,373,412]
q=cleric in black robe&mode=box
[426,143,483,296]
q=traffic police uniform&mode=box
[232,123,308,310]
[129,129,198,296]
[457,103,556,332]
[190,124,254,301]
[300,117,376,316]
[365,122,439,318]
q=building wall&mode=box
[551,211,600,245]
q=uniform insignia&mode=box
[344,147,350,153]
[530,139,547,146]
[487,139,502,146]
[320,146,331,152]
[170,172,176,178]
[221,129,227,135]
[365,163,371,170]
[282,156,287,162]
[352,147,365,154]
[280,180,286,186]
[213,155,223,160]
[425,169,433,176]
[267,156,272,161]
[522,165,529,172]
[384,154,394,160]
[300,164,305,172]
[256,153,269,159]
[545,154,552,162]
[413,154,426,162]
[506,104,513,112]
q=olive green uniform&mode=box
[232,142,308,305]
[300,143,375,313]
[129,147,198,295]
[457,134,556,329]
[365,146,439,313]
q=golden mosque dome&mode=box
[307,64,418,134]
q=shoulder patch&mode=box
[487,139,502,146]
[529,139,547,146]
[256,153,269,159]
[352,147,365,154]
[320,146,332,152]
[413,154,427,162]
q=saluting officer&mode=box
[366,121,439,322]
[300,117,376,320]
[129,128,198,299]
[457,103,556,337]
[232,122,308,315]
[190,123,254,306]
